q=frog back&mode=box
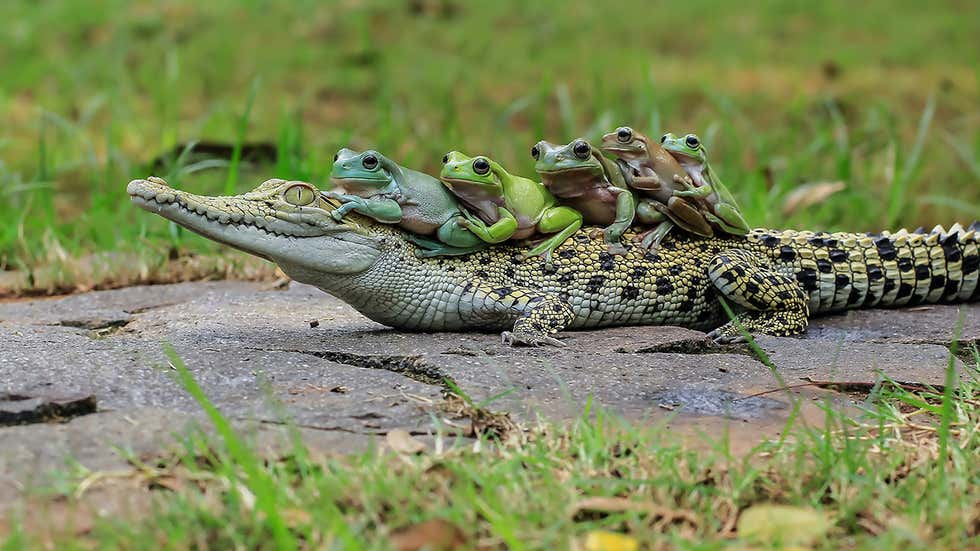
[393,165,463,224]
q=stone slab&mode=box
[0,281,976,500]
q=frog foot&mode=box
[606,242,628,256]
[673,174,696,190]
[500,330,565,348]
[519,249,555,271]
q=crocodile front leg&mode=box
[706,248,809,343]
[465,281,574,347]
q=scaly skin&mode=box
[128,176,980,346]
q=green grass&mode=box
[5,346,980,549]
[1,0,978,294]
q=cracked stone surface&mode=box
[0,281,977,503]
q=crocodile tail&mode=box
[758,223,979,314]
[846,223,979,311]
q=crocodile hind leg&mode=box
[706,248,809,343]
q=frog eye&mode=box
[530,145,540,160]
[472,157,491,175]
[283,184,316,206]
[572,140,591,159]
[333,152,339,162]
[442,154,449,164]
[362,154,379,170]
[616,127,633,143]
[685,135,700,148]
[660,134,669,144]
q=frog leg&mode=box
[671,182,713,199]
[410,215,492,257]
[705,249,809,343]
[704,204,751,235]
[665,197,714,237]
[633,200,673,250]
[409,236,487,258]
[628,175,664,193]
[600,187,636,247]
[525,207,583,261]
[330,196,403,224]
[437,217,485,248]
[459,207,519,244]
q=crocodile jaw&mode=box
[127,177,382,276]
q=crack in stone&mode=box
[620,339,756,359]
[250,347,453,387]
[51,318,131,331]
[124,301,185,315]
[0,393,98,426]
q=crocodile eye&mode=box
[685,135,700,148]
[616,127,632,143]
[283,184,316,206]
[530,145,540,160]
[573,140,590,159]
[362,154,379,170]
[660,134,668,144]
[442,154,449,164]
[472,157,491,175]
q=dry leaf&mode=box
[582,530,639,551]
[280,508,312,528]
[572,496,690,520]
[738,504,832,545]
[781,181,846,215]
[386,428,427,455]
[390,519,466,551]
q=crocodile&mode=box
[128,176,980,346]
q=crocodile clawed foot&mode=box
[500,331,566,348]
[707,324,749,345]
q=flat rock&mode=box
[806,304,980,347]
[0,281,976,500]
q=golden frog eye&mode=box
[283,184,316,206]
[616,127,632,143]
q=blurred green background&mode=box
[1,0,977,294]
